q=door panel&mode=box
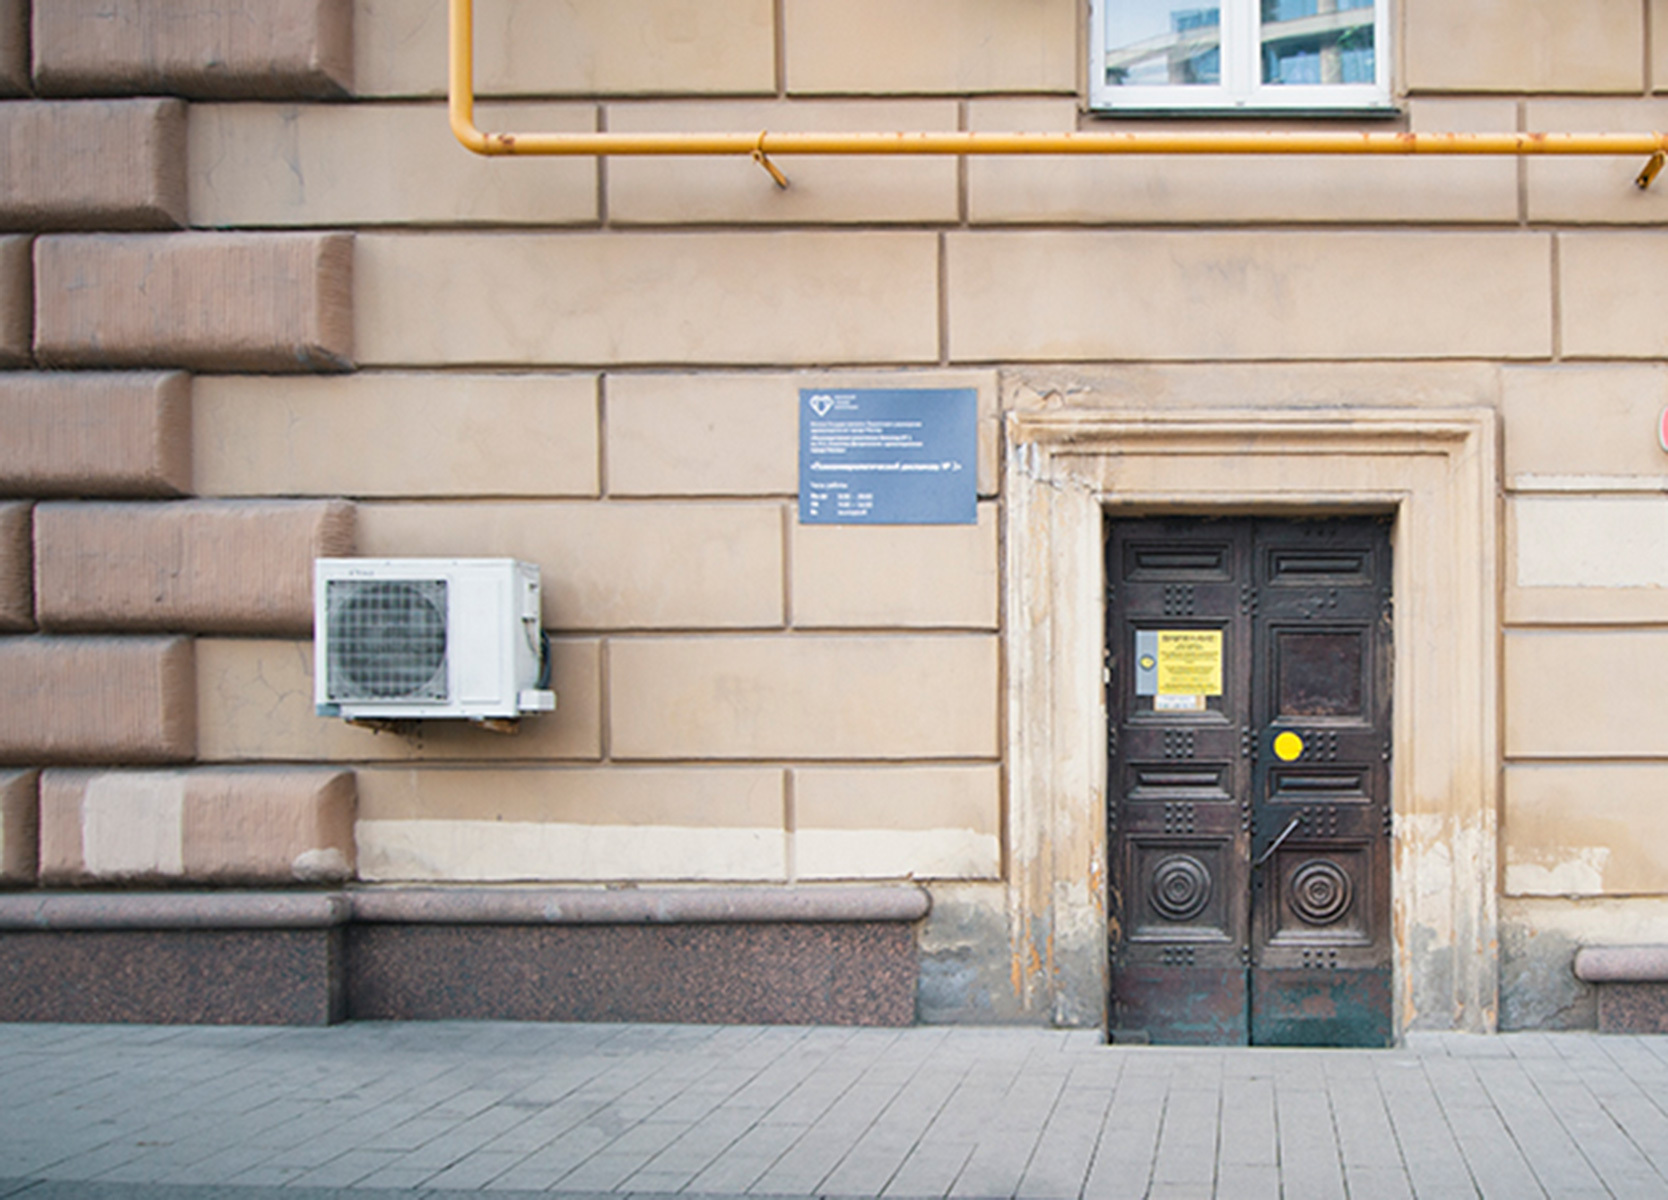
[1249,517,1392,1047]
[1108,519,1252,1045]
[1272,630,1366,717]
[1249,967,1393,1048]
[1108,515,1392,1047]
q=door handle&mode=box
[1252,816,1302,870]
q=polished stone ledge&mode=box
[1574,944,1668,1034]
[349,884,932,925]
[1574,944,1668,983]
[0,891,349,930]
[0,884,931,931]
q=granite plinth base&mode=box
[1595,983,1668,1034]
[346,921,918,1026]
[0,887,928,1026]
[1572,945,1668,1034]
[0,927,343,1024]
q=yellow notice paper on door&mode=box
[1157,630,1223,696]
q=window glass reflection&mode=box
[1260,0,1375,85]
[1106,2,1221,87]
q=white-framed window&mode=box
[1089,0,1392,114]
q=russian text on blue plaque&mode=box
[798,387,977,525]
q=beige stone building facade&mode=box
[1,0,1667,1037]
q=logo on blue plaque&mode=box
[798,387,977,525]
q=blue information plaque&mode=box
[798,387,977,525]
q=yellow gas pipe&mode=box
[449,0,1667,190]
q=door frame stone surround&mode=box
[1003,404,1499,1036]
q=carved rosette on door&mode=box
[1106,517,1393,1046]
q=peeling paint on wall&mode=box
[1504,847,1611,897]
[917,883,1030,1022]
[1500,921,1593,1030]
[1500,896,1668,1031]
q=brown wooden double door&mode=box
[1106,516,1393,1046]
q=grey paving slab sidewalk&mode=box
[2,1023,1667,1199]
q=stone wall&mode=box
[0,0,1666,1028]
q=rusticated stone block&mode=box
[1560,233,1668,359]
[0,233,26,365]
[967,98,1519,226]
[33,0,352,99]
[606,100,958,225]
[794,765,1001,881]
[353,766,784,883]
[1,99,186,230]
[1504,762,1668,896]
[0,0,25,97]
[605,369,998,499]
[0,501,30,630]
[1507,630,1668,757]
[35,499,354,634]
[610,635,999,759]
[1523,99,1668,225]
[0,769,37,883]
[792,503,998,629]
[947,231,1551,361]
[1658,0,1668,95]
[192,373,596,498]
[190,102,597,228]
[195,637,604,765]
[1502,366,1668,487]
[39,767,355,885]
[783,0,1077,95]
[355,232,935,367]
[0,636,195,763]
[354,0,771,98]
[35,232,353,372]
[1404,0,1643,93]
[0,372,191,498]
[357,501,781,630]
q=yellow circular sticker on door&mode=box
[1273,732,1305,762]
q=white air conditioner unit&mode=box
[314,558,556,721]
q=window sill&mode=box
[1085,104,1403,121]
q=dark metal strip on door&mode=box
[1106,516,1393,1047]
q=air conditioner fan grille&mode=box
[326,579,448,701]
